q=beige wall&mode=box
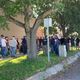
[0,13,44,40]
[0,11,25,40]
[0,22,25,40]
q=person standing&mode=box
[42,36,47,55]
[1,36,7,57]
[16,38,20,53]
[54,35,60,56]
[9,36,17,57]
[0,35,3,47]
[21,36,27,55]
[5,36,9,55]
[0,35,4,53]
[50,36,55,53]
[38,37,43,50]
[71,37,75,47]
[76,37,79,47]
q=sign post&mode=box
[44,18,52,62]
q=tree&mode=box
[52,0,80,37]
[1,0,80,59]
[0,0,58,59]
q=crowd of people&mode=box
[37,35,80,56]
[0,35,27,58]
[0,34,80,58]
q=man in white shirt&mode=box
[1,36,7,57]
[0,35,4,52]
[9,36,17,57]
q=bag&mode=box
[59,45,67,57]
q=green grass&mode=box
[0,47,79,80]
[0,54,65,80]
[68,47,80,56]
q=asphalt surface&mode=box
[46,58,80,80]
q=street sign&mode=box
[44,18,52,27]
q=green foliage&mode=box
[51,0,80,36]
[0,0,55,16]
[0,0,80,36]
[1,1,23,16]
[44,27,57,35]
[49,27,57,34]
[0,16,8,29]
[0,0,56,29]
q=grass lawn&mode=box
[0,47,79,80]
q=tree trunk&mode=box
[62,27,66,37]
[26,30,37,59]
[62,27,68,38]
[24,5,37,59]
[61,24,66,37]
[24,26,37,59]
[24,25,37,59]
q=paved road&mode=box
[46,58,80,80]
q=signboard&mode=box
[44,18,52,27]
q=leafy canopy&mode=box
[0,0,56,28]
[52,0,80,35]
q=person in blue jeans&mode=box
[0,35,4,53]
[9,36,17,57]
[1,47,7,57]
[9,47,16,57]
[1,36,7,57]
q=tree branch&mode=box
[8,16,24,28]
[32,9,53,32]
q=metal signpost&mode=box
[44,18,52,62]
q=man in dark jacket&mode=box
[21,36,27,54]
[42,36,47,55]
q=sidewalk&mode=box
[25,52,80,80]
[47,58,80,80]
